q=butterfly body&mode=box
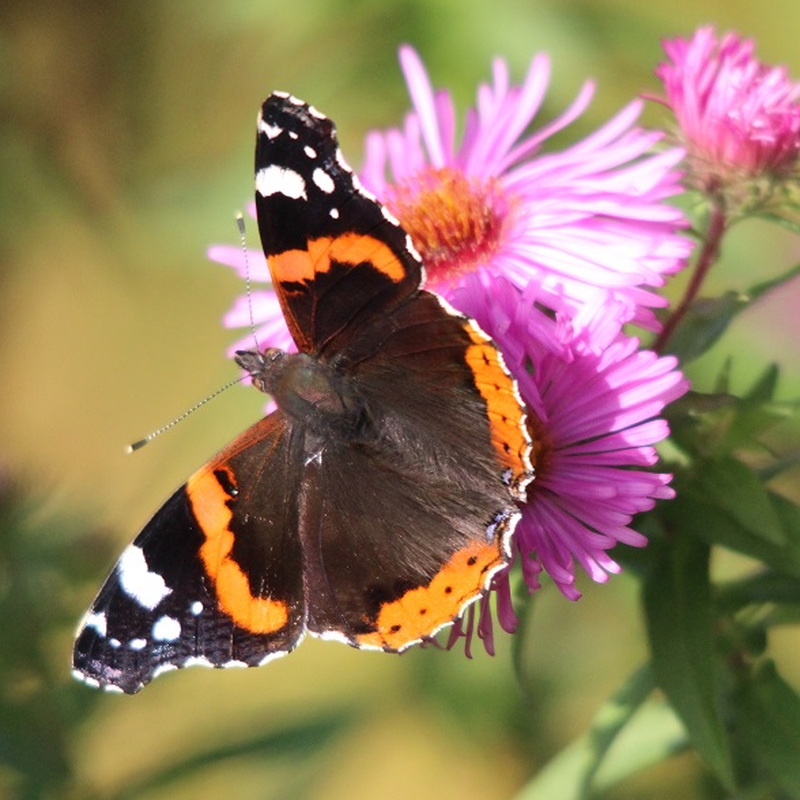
[72,93,533,693]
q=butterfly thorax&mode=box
[235,348,369,439]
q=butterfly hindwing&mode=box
[296,290,531,648]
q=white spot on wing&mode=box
[190,601,203,616]
[335,148,354,174]
[84,611,107,637]
[257,631,305,665]
[256,165,307,200]
[183,656,214,669]
[222,660,248,669]
[304,145,317,158]
[312,168,335,194]
[152,663,178,680]
[74,672,100,689]
[118,545,171,610]
[381,205,401,226]
[152,615,181,642]
[404,234,422,262]
[258,118,282,139]
[353,640,384,652]
[129,638,147,651]
[258,651,286,666]
[432,292,467,320]
[350,172,377,202]
[329,208,339,219]
[315,629,352,645]
[104,684,125,694]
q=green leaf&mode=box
[665,389,794,460]
[669,489,800,580]
[643,534,735,789]
[753,208,800,237]
[772,492,800,553]
[513,693,689,800]
[735,661,800,798]
[760,450,800,482]
[744,363,780,403]
[721,400,796,457]
[666,292,743,363]
[578,664,656,797]
[714,357,733,394]
[746,261,800,305]
[666,261,800,364]
[590,701,689,794]
[695,457,786,545]
[716,571,800,612]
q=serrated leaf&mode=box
[735,661,800,798]
[664,261,800,363]
[643,535,735,789]
[695,457,786,545]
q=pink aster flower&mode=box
[362,46,690,333]
[209,46,690,343]
[208,233,295,355]
[657,27,800,187]
[445,272,688,654]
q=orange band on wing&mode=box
[267,248,314,284]
[463,326,533,499]
[355,540,504,651]
[269,233,406,285]
[187,468,288,635]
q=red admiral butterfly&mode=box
[72,92,534,693]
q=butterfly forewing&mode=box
[255,93,422,355]
[72,416,307,693]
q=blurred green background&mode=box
[2,1,799,798]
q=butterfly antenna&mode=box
[236,213,262,354]
[129,213,259,454]
[127,375,245,453]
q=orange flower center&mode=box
[385,168,509,285]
